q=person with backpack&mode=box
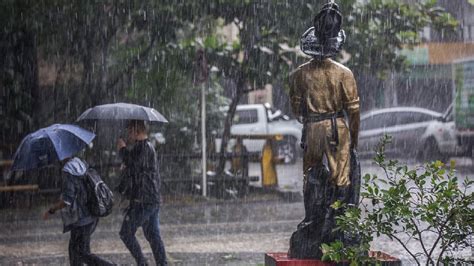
[43,157,115,266]
[117,120,167,266]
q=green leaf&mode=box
[231,40,241,51]
[331,200,343,210]
[204,35,219,49]
[363,174,371,183]
[434,160,445,169]
[321,254,331,262]
[321,243,331,253]
[449,160,456,169]
[367,186,373,194]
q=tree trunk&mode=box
[216,77,246,175]
[16,30,39,131]
[216,5,258,175]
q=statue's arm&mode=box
[288,70,303,118]
[342,70,360,149]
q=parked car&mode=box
[216,104,303,164]
[422,104,470,159]
[358,106,466,161]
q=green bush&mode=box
[322,135,474,265]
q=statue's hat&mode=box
[300,2,345,59]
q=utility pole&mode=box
[195,49,209,197]
[201,79,207,197]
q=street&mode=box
[0,157,472,265]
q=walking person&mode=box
[117,120,167,266]
[43,157,114,266]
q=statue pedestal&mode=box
[264,253,336,266]
[265,252,401,266]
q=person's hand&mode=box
[43,209,53,220]
[117,138,127,151]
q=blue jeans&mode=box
[120,203,167,266]
[69,220,114,266]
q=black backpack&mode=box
[83,168,114,217]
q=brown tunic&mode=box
[289,58,360,187]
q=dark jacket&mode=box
[118,139,161,205]
[60,157,96,233]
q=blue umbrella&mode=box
[10,124,95,171]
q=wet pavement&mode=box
[0,157,472,265]
[0,194,301,265]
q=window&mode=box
[233,110,258,124]
[443,104,453,122]
[378,113,399,127]
[361,113,397,130]
[396,112,436,125]
[361,116,376,130]
[445,111,453,122]
[362,111,437,130]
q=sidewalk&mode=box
[0,157,472,265]
[1,252,264,265]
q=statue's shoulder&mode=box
[328,59,353,76]
[297,60,313,70]
[290,61,313,77]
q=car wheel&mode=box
[277,136,297,164]
[417,138,447,163]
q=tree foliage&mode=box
[0,0,458,160]
[342,0,458,78]
[323,135,473,265]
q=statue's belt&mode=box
[301,110,345,150]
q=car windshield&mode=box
[442,104,454,122]
[233,109,258,124]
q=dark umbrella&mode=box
[10,124,95,171]
[76,102,168,123]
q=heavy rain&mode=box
[0,0,473,265]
